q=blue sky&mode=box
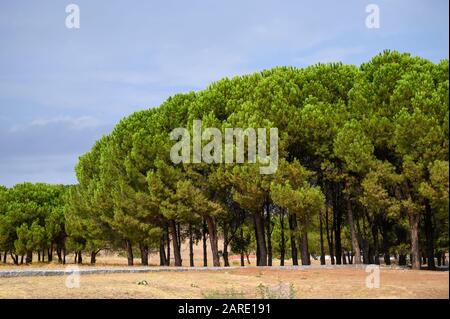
[0,0,448,187]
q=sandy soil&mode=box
[1,240,448,299]
[0,267,447,299]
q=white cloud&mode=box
[31,115,100,129]
[10,115,101,132]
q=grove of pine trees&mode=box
[0,51,448,270]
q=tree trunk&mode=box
[3,251,7,263]
[189,224,194,267]
[240,227,245,267]
[334,206,342,264]
[10,253,18,265]
[319,207,326,265]
[399,254,407,266]
[63,247,66,265]
[202,218,208,267]
[360,214,369,264]
[362,239,370,264]
[166,227,171,266]
[346,199,361,264]
[368,245,375,264]
[47,246,52,262]
[90,251,97,264]
[38,251,41,262]
[288,213,298,266]
[325,204,335,265]
[26,250,32,264]
[125,239,134,266]
[56,246,62,264]
[332,182,343,264]
[266,201,273,266]
[299,231,310,265]
[381,220,391,265]
[139,243,149,266]
[77,250,82,264]
[372,223,380,265]
[169,220,182,266]
[342,251,347,264]
[205,215,220,267]
[409,213,421,269]
[254,212,267,266]
[222,222,230,267]
[159,237,167,266]
[222,243,229,267]
[254,216,260,265]
[279,210,286,266]
[176,222,181,254]
[424,200,435,269]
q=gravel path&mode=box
[0,264,414,278]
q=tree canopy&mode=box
[1,51,448,269]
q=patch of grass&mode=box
[202,287,247,299]
[256,282,297,299]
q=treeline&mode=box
[0,51,448,269]
[0,183,67,264]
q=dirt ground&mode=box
[0,267,448,299]
[1,241,448,299]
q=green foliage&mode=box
[1,51,448,267]
[0,183,66,261]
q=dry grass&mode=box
[1,241,448,298]
[0,267,447,299]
